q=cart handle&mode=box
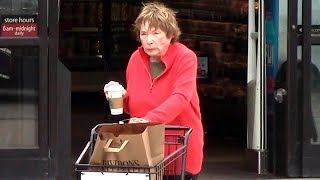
[75,141,91,165]
[91,123,192,139]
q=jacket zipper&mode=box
[143,58,167,93]
[150,82,153,90]
[149,66,166,92]
[142,60,154,93]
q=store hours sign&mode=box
[1,15,38,37]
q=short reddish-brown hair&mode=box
[133,2,181,42]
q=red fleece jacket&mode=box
[124,42,204,174]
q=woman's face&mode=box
[139,21,172,58]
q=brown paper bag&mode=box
[89,122,165,168]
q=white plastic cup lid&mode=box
[105,84,124,92]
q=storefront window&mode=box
[0,47,39,149]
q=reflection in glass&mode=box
[0,47,38,149]
[0,0,37,15]
[0,0,11,14]
[311,46,320,145]
[312,0,320,25]
[297,0,320,25]
[296,46,320,145]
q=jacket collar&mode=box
[138,43,178,68]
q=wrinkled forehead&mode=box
[139,20,165,32]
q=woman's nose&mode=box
[146,34,153,44]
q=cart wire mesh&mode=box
[75,124,192,180]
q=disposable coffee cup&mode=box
[106,84,124,115]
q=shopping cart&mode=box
[75,123,192,180]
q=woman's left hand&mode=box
[129,118,149,123]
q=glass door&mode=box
[0,0,49,178]
[298,0,320,176]
[276,0,320,177]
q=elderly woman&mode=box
[105,2,204,179]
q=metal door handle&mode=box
[274,88,287,103]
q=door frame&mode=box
[0,0,71,179]
[48,0,72,179]
[0,0,49,178]
[285,0,300,176]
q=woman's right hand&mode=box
[103,81,127,100]
[129,117,149,123]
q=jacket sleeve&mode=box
[123,54,134,115]
[143,51,198,123]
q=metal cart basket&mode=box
[75,123,192,180]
